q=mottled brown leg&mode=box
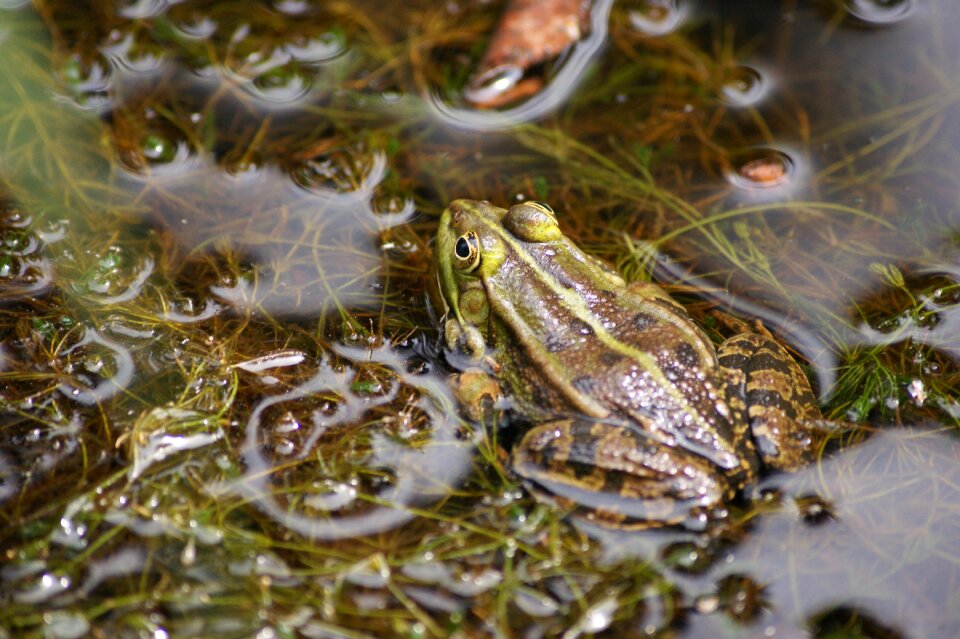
[717,332,826,471]
[511,419,731,529]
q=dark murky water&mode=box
[1,0,959,637]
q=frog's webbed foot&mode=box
[449,368,501,422]
[511,419,731,529]
[718,332,832,471]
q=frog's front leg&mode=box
[717,332,829,471]
[511,419,731,529]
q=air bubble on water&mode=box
[463,65,524,106]
[721,65,768,106]
[249,65,313,104]
[846,0,915,25]
[176,15,217,39]
[284,32,347,63]
[629,0,688,36]
[117,0,170,19]
[731,149,793,188]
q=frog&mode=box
[435,198,833,529]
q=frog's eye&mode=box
[453,231,481,272]
[504,202,562,243]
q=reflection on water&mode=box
[628,0,689,37]
[233,342,472,540]
[587,427,960,638]
[119,150,410,317]
[720,65,769,107]
[738,428,960,638]
[846,0,916,25]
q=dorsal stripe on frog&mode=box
[472,210,735,455]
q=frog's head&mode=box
[435,198,561,357]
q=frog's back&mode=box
[485,235,757,477]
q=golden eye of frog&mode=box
[435,198,830,529]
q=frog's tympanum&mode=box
[435,199,831,529]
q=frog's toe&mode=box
[450,368,500,421]
[748,407,822,471]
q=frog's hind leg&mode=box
[511,419,731,529]
[717,332,826,471]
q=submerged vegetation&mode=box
[1,0,959,637]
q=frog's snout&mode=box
[447,199,469,214]
[445,199,474,226]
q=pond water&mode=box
[1,0,958,637]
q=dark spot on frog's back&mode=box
[570,318,595,336]
[750,389,798,419]
[550,421,602,480]
[675,342,700,368]
[750,351,794,375]
[545,334,570,353]
[595,288,617,301]
[549,266,580,290]
[601,465,625,494]
[720,349,791,375]
[600,351,625,366]
[572,375,598,395]
[633,312,656,331]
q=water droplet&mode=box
[101,32,166,72]
[846,0,914,25]
[273,0,310,15]
[175,15,217,40]
[117,0,170,19]
[721,65,767,106]
[695,594,720,614]
[716,574,766,622]
[56,53,112,110]
[628,0,688,36]
[284,32,347,63]
[142,133,176,163]
[292,148,386,195]
[796,494,835,525]
[249,64,312,104]
[660,540,716,574]
[578,595,619,634]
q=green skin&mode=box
[436,199,826,528]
